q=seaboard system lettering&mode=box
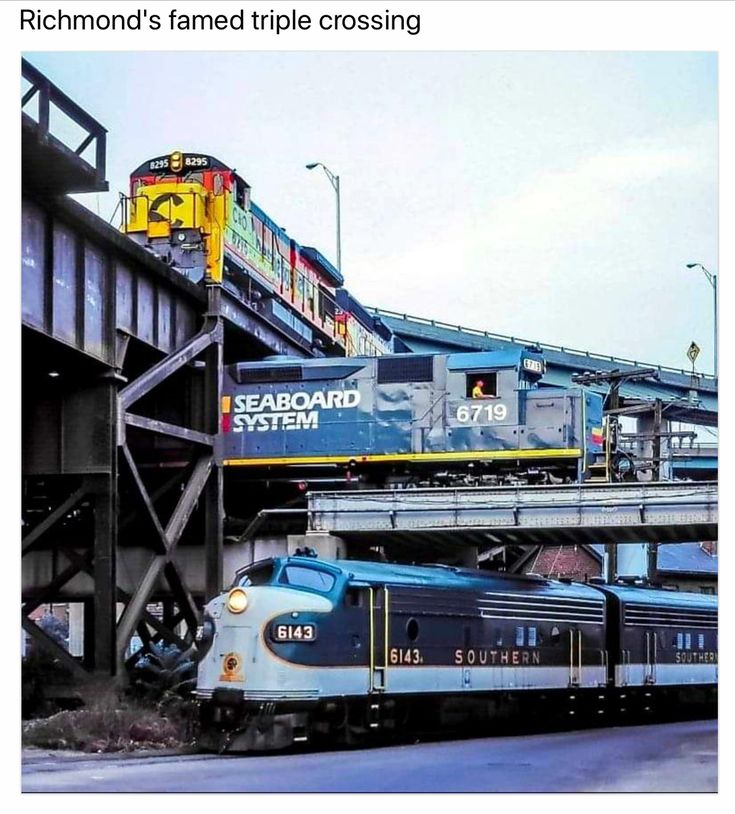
[232,389,361,433]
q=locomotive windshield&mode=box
[280,565,335,594]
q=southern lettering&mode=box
[674,651,717,664]
[454,648,541,666]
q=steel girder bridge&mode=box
[21,60,317,684]
[307,481,718,576]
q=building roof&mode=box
[656,542,718,575]
[587,541,717,577]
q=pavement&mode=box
[21,719,717,792]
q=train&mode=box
[221,346,607,487]
[121,150,620,488]
[194,554,718,752]
[122,149,393,356]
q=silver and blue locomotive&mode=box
[221,347,606,486]
[195,556,717,751]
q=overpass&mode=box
[371,308,718,427]
[307,481,717,559]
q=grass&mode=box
[22,690,194,753]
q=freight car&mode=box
[222,346,606,486]
[122,150,392,356]
[194,555,717,752]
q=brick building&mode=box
[523,542,717,595]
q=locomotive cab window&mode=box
[467,372,498,399]
[234,179,248,209]
[281,565,335,594]
[234,562,274,587]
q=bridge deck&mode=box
[308,482,717,549]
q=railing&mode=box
[368,306,717,381]
[669,441,718,455]
[22,58,107,186]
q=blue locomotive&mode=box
[221,347,606,486]
[195,555,717,751]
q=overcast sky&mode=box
[26,51,717,372]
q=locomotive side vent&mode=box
[377,355,434,384]
[235,365,303,384]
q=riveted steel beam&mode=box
[22,485,88,556]
[22,615,90,682]
[120,444,168,554]
[115,454,213,656]
[163,561,200,637]
[119,318,221,411]
[22,551,92,615]
[124,412,215,447]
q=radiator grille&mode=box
[377,355,434,384]
[235,366,303,384]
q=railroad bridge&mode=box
[21,61,718,684]
[21,59,319,682]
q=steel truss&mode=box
[22,289,223,681]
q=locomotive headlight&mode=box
[170,150,183,172]
[226,587,248,614]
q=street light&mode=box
[686,263,718,377]
[305,162,341,274]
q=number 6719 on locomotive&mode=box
[221,346,607,487]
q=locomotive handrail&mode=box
[413,391,449,425]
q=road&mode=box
[22,719,716,793]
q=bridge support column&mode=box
[90,472,118,675]
[636,401,671,481]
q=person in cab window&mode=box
[472,379,493,399]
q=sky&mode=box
[24,50,718,373]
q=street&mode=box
[22,718,717,793]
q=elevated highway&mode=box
[371,308,718,427]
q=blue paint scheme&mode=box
[243,555,606,599]
[597,583,717,610]
[301,246,343,287]
[223,348,605,477]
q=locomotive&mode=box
[222,346,606,486]
[122,150,392,356]
[194,555,717,752]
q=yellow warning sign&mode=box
[687,342,701,364]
